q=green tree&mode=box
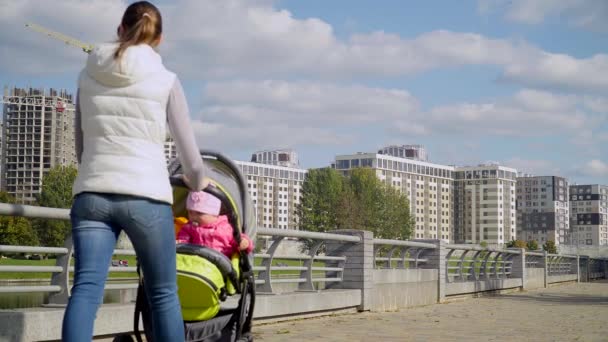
[543,240,557,254]
[337,168,414,240]
[296,168,344,233]
[297,166,414,241]
[343,168,384,235]
[336,180,364,230]
[0,192,39,246]
[526,240,539,251]
[34,165,78,247]
[379,184,414,240]
[506,239,528,249]
[479,241,488,248]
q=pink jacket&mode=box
[176,215,253,256]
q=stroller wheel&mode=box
[112,334,135,342]
[237,333,254,342]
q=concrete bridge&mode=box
[0,203,607,341]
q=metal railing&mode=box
[546,254,577,276]
[0,203,362,299]
[372,239,436,269]
[254,228,360,293]
[525,251,545,268]
[444,244,520,283]
[588,258,606,280]
[0,204,138,304]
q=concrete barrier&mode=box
[445,278,522,296]
[371,269,437,311]
[525,268,545,290]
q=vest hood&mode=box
[85,43,165,88]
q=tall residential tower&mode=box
[1,87,76,204]
[453,164,517,245]
[516,175,570,245]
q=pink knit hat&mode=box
[186,191,221,216]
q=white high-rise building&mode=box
[1,87,76,204]
[334,152,453,241]
[569,184,608,246]
[516,175,570,245]
[235,160,307,230]
[453,164,518,245]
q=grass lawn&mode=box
[0,255,138,280]
[253,257,327,277]
[1,255,327,280]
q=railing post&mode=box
[579,256,589,282]
[47,233,74,305]
[325,230,373,311]
[542,251,548,288]
[508,248,526,290]
[575,255,580,282]
[418,239,446,303]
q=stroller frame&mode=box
[131,150,256,342]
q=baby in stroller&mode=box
[176,190,253,256]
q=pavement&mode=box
[253,280,608,342]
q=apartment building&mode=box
[235,157,307,230]
[569,184,608,246]
[516,176,570,245]
[378,144,428,162]
[1,87,76,204]
[334,152,454,241]
[250,149,299,168]
[453,164,517,245]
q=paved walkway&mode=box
[253,281,608,342]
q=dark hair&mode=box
[114,1,162,60]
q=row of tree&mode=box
[505,239,558,253]
[0,166,77,247]
[296,167,415,240]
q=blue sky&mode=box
[1,0,607,184]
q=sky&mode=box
[1,0,607,184]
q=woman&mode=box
[62,2,204,341]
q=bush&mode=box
[543,240,557,254]
[506,239,527,249]
[526,240,539,251]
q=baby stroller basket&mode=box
[132,150,256,342]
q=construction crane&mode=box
[0,23,92,108]
[24,22,93,54]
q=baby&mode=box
[176,191,253,257]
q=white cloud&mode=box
[479,0,608,32]
[582,159,608,177]
[191,80,418,152]
[420,88,602,137]
[502,53,608,93]
[502,157,562,176]
[2,0,608,93]
[0,0,124,74]
[191,80,606,156]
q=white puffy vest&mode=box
[72,43,176,203]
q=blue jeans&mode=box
[62,192,184,342]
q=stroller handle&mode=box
[199,149,251,235]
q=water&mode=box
[0,280,138,309]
